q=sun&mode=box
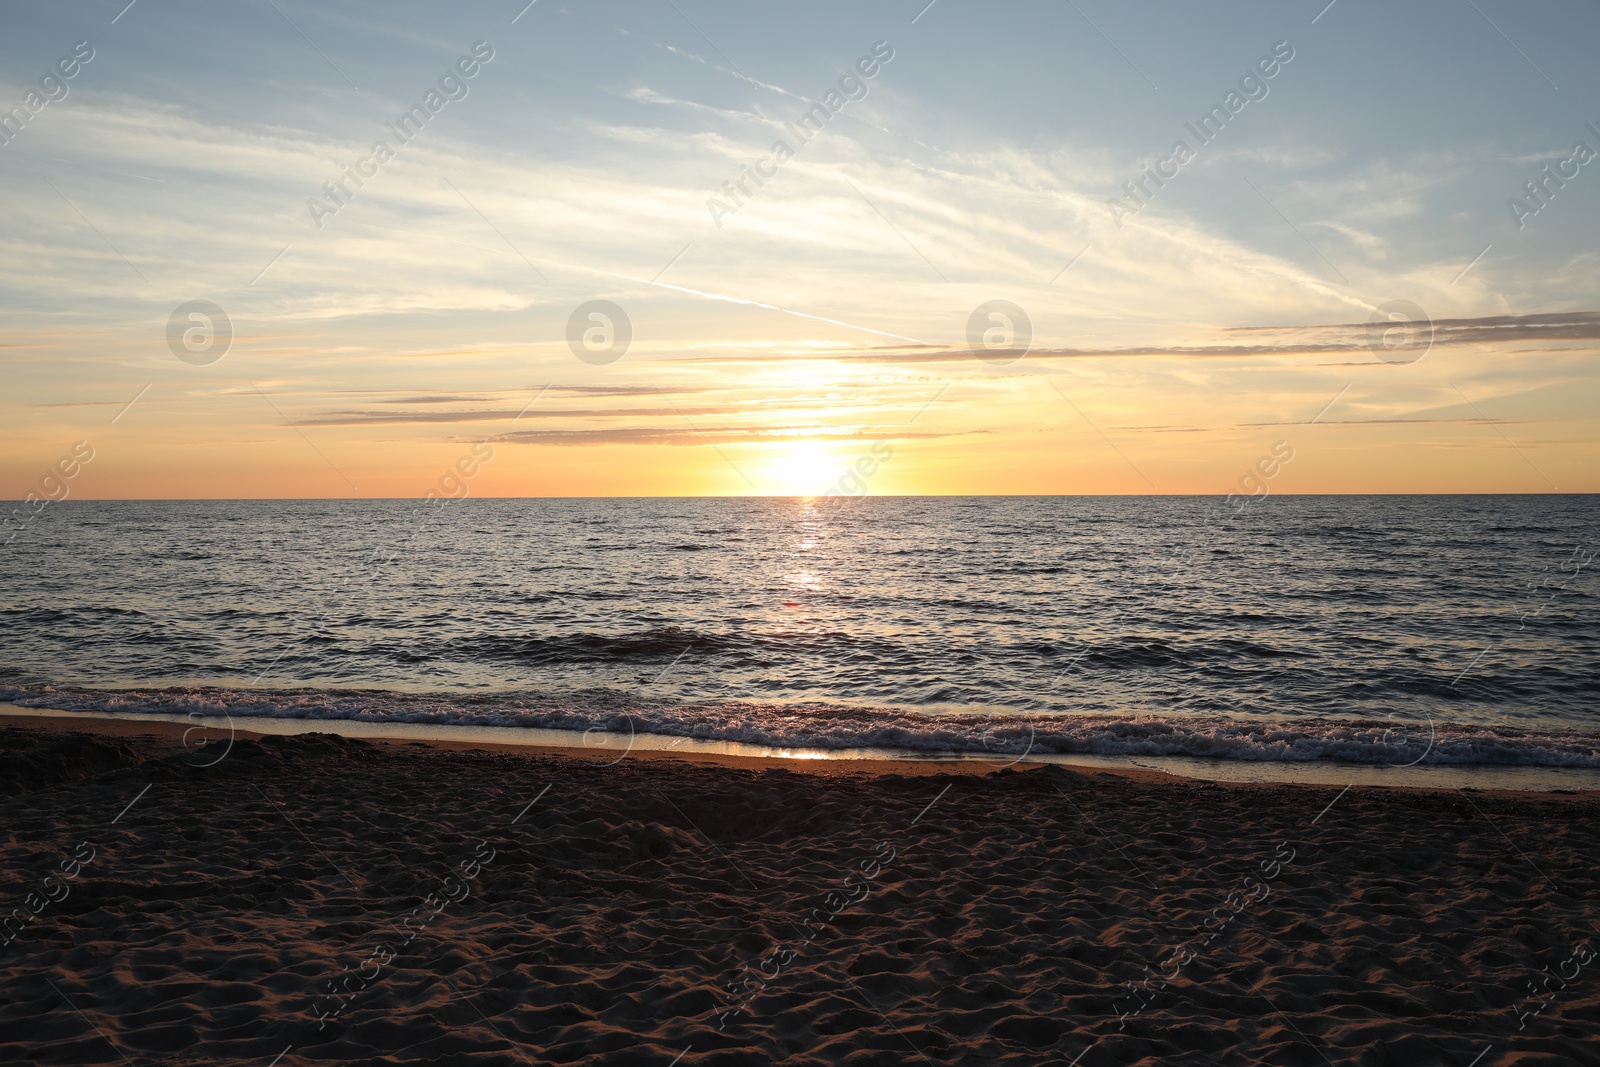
[763,439,838,496]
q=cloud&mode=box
[1226,310,1600,337]
[361,384,711,404]
[486,426,972,446]
[1241,416,1531,427]
[668,310,1600,364]
[544,384,710,397]
[297,404,729,426]
[296,392,856,425]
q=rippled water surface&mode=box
[2,496,1597,766]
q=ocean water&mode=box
[2,496,1597,769]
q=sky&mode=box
[1,0,1597,498]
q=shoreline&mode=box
[0,708,1171,783]
[4,705,1596,797]
[5,687,1599,793]
[0,709,1030,781]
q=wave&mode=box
[4,684,1600,769]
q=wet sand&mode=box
[1,717,1596,1066]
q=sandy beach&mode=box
[1,716,1597,1067]
[8,2,1599,1062]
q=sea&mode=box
[3,496,1598,786]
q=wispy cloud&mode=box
[486,426,972,446]
[669,311,1600,364]
[298,404,733,426]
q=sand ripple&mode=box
[1,727,1596,1066]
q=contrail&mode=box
[533,255,930,346]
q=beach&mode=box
[6,2,1600,1063]
[2,716,1596,1066]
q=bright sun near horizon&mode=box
[2,1,1598,499]
[3,6,1599,1065]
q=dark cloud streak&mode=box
[669,310,1600,365]
[483,427,972,447]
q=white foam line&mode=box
[13,689,1600,770]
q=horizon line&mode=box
[16,491,1597,502]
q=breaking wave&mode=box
[5,684,1599,769]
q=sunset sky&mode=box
[2,0,1597,498]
